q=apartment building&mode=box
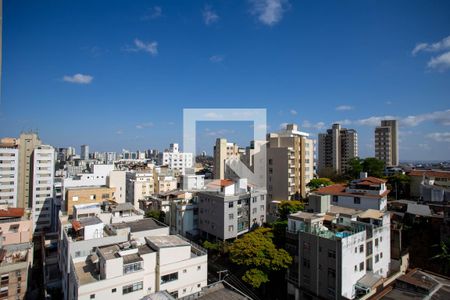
[63,164,114,193]
[181,174,205,191]
[65,186,116,215]
[213,138,241,180]
[375,120,398,167]
[197,179,266,240]
[318,124,358,176]
[18,132,41,208]
[72,202,144,225]
[315,173,389,211]
[159,143,193,175]
[286,206,391,300]
[32,145,55,234]
[108,170,127,204]
[126,171,155,210]
[267,124,315,201]
[0,208,33,300]
[155,175,177,194]
[69,235,207,300]
[80,145,89,161]
[0,141,19,207]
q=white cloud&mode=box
[249,0,289,26]
[385,101,392,105]
[301,120,325,130]
[335,105,353,111]
[204,129,234,137]
[209,55,224,63]
[62,73,93,84]
[427,51,450,71]
[334,119,352,125]
[344,109,450,128]
[412,36,450,55]
[290,109,297,115]
[418,143,431,150]
[426,132,450,142]
[141,6,162,20]
[116,129,124,135]
[125,39,158,56]
[136,122,154,129]
[203,6,219,25]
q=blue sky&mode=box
[1,0,449,160]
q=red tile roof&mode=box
[0,208,25,218]
[359,177,387,184]
[408,170,450,179]
[316,183,390,199]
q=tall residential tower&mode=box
[318,123,358,176]
[375,120,398,167]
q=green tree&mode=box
[431,241,450,276]
[307,178,334,190]
[347,157,364,179]
[387,174,410,199]
[278,200,304,220]
[362,157,385,178]
[229,227,292,288]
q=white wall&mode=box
[0,148,19,207]
[332,195,385,211]
[340,230,367,299]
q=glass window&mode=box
[161,272,178,284]
[123,281,143,294]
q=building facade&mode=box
[159,143,193,175]
[65,186,116,215]
[213,138,241,180]
[318,123,358,176]
[18,132,41,208]
[0,144,19,207]
[32,145,55,234]
[267,124,315,202]
[198,179,266,240]
[126,171,155,210]
[375,120,398,167]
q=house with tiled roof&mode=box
[316,172,390,211]
[408,169,450,202]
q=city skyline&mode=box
[1,0,449,159]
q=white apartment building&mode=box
[126,171,155,210]
[286,206,391,300]
[0,146,19,207]
[181,174,205,191]
[108,170,127,204]
[59,213,207,300]
[316,173,389,211]
[159,143,193,176]
[198,179,267,240]
[32,145,55,234]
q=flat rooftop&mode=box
[74,259,100,285]
[146,235,190,249]
[111,218,167,232]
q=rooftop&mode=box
[0,208,25,219]
[146,235,190,249]
[408,170,450,179]
[111,218,167,232]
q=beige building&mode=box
[65,186,115,215]
[126,171,155,210]
[0,208,33,300]
[17,132,41,208]
[213,138,241,180]
[375,120,398,167]
[318,123,358,176]
[267,124,315,201]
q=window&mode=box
[183,288,186,293]
[197,284,201,288]
[252,197,257,203]
[89,194,96,200]
[380,236,383,242]
[328,250,336,259]
[72,196,79,201]
[102,193,109,199]
[260,205,264,211]
[354,265,357,272]
[123,262,143,274]
[228,225,234,232]
[90,294,95,299]
[359,245,364,253]
[229,213,234,220]
[303,258,310,268]
[332,196,338,202]
[354,197,361,204]
[359,262,364,271]
[354,247,357,253]
[197,266,201,271]
[161,272,178,284]
[380,252,383,258]
[183,269,187,273]
[123,281,143,294]
[375,238,379,247]
[8,224,19,233]
[112,288,117,293]
[375,254,379,263]
[228,202,234,208]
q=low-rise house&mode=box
[408,170,450,202]
[316,173,389,211]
